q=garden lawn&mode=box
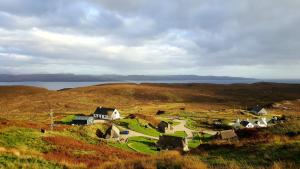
[117,119,160,137]
[188,135,202,149]
[166,131,187,138]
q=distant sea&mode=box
[0,79,299,90]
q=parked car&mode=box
[120,130,129,135]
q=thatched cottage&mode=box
[216,130,238,141]
[157,135,189,151]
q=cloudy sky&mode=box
[0,0,299,78]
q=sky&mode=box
[0,0,299,79]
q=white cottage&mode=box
[253,118,268,128]
[250,106,268,115]
[240,120,255,128]
[93,107,120,120]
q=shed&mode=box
[216,130,238,141]
[157,121,173,133]
[71,116,94,125]
[104,125,120,139]
[157,135,189,151]
[156,110,165,115]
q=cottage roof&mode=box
[251,106,264,113]
[94,107,116,115]
[240,120,251,127]
[219,130,237,140]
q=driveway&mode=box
[173,119,217,138]
[172,119,195,139]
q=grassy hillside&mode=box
[1,83,300,118]
[0,83,299,168]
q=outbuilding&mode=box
[157,135,189,151]
[157,121,173,133]
[71,116,94,125]
[216,130,238,141]
[250,106,268,115]
[104,125,120,139]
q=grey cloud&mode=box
[0,0,300,78]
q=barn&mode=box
[71,116,94,125]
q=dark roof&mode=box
[251,106,263,113]
[71,116,93,125]
[94,107,116,115]
[240,120,250,127]
[158,121,169,126]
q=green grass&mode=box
[0,127,52,152]
[185,118,199,130]
[166,131,187,138]
[127,136,158,154]
[160,118,180,126]
[60,115,75,124]
[108,136,158,154]
[0,154,64,169]
[117,119,160,137]
[108,141,133,152]
[188,135,202,149]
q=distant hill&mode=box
[0,74,256,82]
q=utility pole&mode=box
[50,109,54,131]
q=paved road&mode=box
[172,119,195,139]
[173,119,217,137]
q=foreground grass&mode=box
[196,142,300,168]
[0,153,64,169]
[0,127,51,152]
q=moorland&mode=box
[0,83,299,169]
